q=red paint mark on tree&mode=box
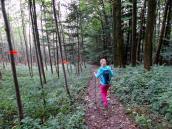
[8,50,18,55]
[59,60,70,64]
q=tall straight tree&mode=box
[165,0,172,40]
[42,4,54,74]
[137,0,146,62]
[1,0,24,122]
[154,0,170,64]
[131,0,137,66]
[144,0,157,70]
[40,2,48,71]
[29,0,47,84]
[52,0,71,98]
[20,0,32,77]
[99,0,111,49]
[29,0,43,85]
[112,0,124,67]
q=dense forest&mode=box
[0,0,172,129]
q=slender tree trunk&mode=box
[47,32,53,74]
[16,22,25,65]
[131,0,137,66]
[144,0,157,70]
[100,0,111,48]
[1,0,24,122]
[77,20,80,75]
[0,31,6,69]
[61,27,70,74]
[28,20,33,76]
[30,0,47,83]
[40,3,48,71]
[42,5,53,74]
[20,0,32,77]
[154,0,170,64]
[127,0,132,64]
[29,0,43,85]
[165,1,172,40]
[137,0,146,62]
[96,7,107,50]
[55,31,60,77]
[52,0,71,98]
[29,0,46,107]
[124,33,130,65]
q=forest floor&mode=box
[85,66,138,129]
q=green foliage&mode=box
[112,65,172,128]
[0,65,91,129]
[135,114,152,128]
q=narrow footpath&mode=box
[85,66,138,129]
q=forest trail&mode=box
[85,66,138,129]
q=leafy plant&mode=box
[112,65,172,128]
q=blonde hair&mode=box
[100,58,106,65]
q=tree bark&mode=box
[30,0,47,83]
[113,0,125,67]
[20,0,32,77]
[165,1,172,40]
[1,0,24,122]
[40,2,48,71]
[154,0,170,64]
[52,0,71,98]
[131,0,137,66]
[29,0,43,85]
[42,5,53,74]
[144,0,157,70]
[137,0,146,62]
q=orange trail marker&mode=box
[8,50,18,55]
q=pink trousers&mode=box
[99,84,110,108]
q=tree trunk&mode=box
[96,6,107,50]
[0,30,6,69]
[154,0,170,64]
[55,31,60,77]
[28,20,33,77]
[20,0,32,77]
[137,0,146,62]
[52,0,71,98]
[144,0,157,70]
[43,5,53,74]
[99,0,111,48]
[29,0,43,85]
[131,0,137,66]
[30,0,47,83]
[40,3,48,71]
[165,1,172,39]
[76,8,80,75]
[113,0,125,67]
[1,0,24,122]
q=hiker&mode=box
[94,58,114,108]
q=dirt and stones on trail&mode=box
[85,66,138,129]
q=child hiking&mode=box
[94,58,114,108]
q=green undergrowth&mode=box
[0,65,91,129]
[112,65,172,129]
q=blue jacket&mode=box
[95,66,114,85]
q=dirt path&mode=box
[85,66,138,129]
